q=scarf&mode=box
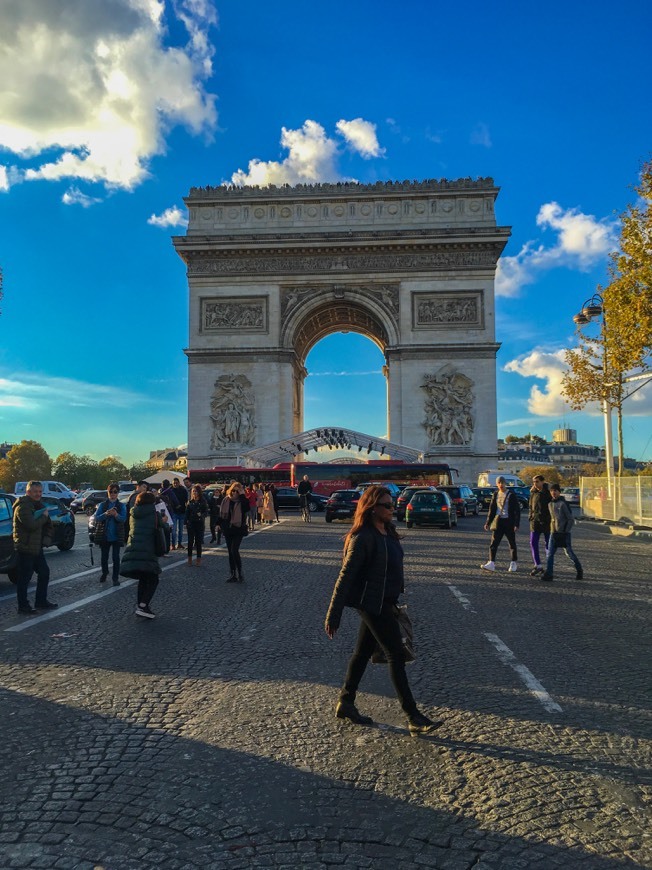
[220,495,242,529]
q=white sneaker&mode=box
[481,561,496,571]
[508,561,518,573]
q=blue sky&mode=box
[1,0,651,465]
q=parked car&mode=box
[405,490,457,528]
[472,486,495,512]
[81,490,111,515]
[325,489,362,522]
[511,486,532,510]
[14,480,76,505]
[396,486,437,521]
[273,487,328,512]
[561,487,581,506]
[0,493,76,582]
[71,488,95,513]
[356,482,403,504]
[436,485,479,517]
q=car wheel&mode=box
[57,523,75,551]
[308,500,318,513]
[474,505,479,515]
[84,505,95,516]
[406,521,413,528]
[325,515,333,523]
[461,505,467,517]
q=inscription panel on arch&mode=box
[200,296,269,333]
[412,291,484,330]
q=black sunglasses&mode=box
[109,488,119,493]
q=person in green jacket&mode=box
[120,491,161,619]
[12,481,58,615]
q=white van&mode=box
[477,470,524,488]
[14,480,76,504]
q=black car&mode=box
[82,490,112,515]
[273,487,328,512]
[472,487,495,512]
[325,489,361,522]
[436,485,479,517]
[0,493,76,582]
[396,486,437,521]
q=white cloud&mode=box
[62,186,103,207]
[0,0,217,193]
[148,205,188,228]
[504,348,652,419]
[504,349,574,416]
[470,122,492,148]
[230,117,385,187]
[0,166,8,192]
[0,372,153,411]
[495,202,619,297]
[335,118,384,159]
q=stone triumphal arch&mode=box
[173,178,510,480]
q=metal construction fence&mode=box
[580,475,652,526]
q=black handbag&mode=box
[93,520,106,545]
[153,515,166,557]
[372,604,416,664]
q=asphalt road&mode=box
[0,512,650,869]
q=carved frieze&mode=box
[421,366,474,447]
[280,283,399,324]
[209,374,256,449]
[200,296,268,333]
[412,292,483,329]
[189,249,498,277]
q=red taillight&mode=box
[406,504,413,511]
[442,505,448,511]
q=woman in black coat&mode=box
[184,484,209,567]
[324,485,441,736]
[219,482,250,583]
[120,491,161,619]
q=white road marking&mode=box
[483,632,563,714]
[3,522,284,632]
[448,585,476,612]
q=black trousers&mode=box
[100,541,122,580]
[135,571,159,606]
[340,600,417,716]
[224,529,244,574]
[186,523,204,558]
[16,551,50,608]
[489,518,518,561]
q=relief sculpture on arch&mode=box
[421,366,474,447]
[210,374,256,449]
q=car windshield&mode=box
[413,494,443,505]
[331,491,358,501]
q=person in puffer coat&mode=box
[120,491,161,619]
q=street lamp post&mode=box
[572,294,615,499]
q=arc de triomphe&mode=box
[173,178,510,480]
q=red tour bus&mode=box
[188,461,454,495]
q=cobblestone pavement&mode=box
[0,513,650,869]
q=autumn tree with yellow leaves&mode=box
[562,159,652,474]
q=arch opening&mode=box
[291,300,389,366]
[303,332,388,442]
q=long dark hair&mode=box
[344,485,400,551]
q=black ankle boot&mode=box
[226,572,237,583]
[237,570,245,582]
[407,710,443,736]
[335,700,373,726]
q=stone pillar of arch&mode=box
[173,178,510,481]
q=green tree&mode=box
[95,456,129,489]
[128,460,151,482]
[52,452,100,488]
[517,465,562,487]
[0,440,52,491]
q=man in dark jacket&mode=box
[541,484,583,581]
[481,477,520,573]
[528,475,552,576]
[171,477,188,549]
[12,481,58,615]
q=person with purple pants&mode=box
[528,475,551,576]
